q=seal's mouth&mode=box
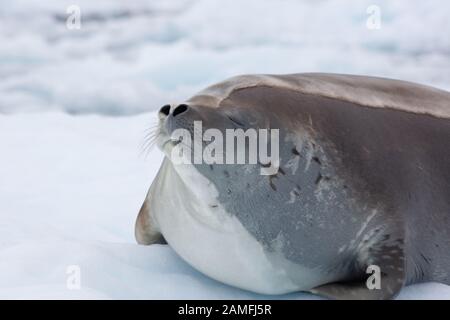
[159,136,181,151]
[156,128,193,162]
[157,133,173,151]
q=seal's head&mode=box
[156,100,281,181]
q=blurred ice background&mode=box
[1,0,449,115]
[0,0,449,299]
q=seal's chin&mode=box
[156,132,177,155]
[156,132,191,166]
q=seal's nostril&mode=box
[159,104,171,116]
[173,104,188,117]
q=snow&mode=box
[1,0,449,115]
[0,0,449,299]
[1,113,449,299]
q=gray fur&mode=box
[136,73,450,299]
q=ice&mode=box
[0,0,449,115]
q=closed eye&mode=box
[226,115,245,127]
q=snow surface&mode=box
[1,0,449,115]
[1,0,449,299]
[1,113,450,299]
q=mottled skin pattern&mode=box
[136,74,450,299]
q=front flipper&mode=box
[311,232,406,300]
[135,161,169,245]
[135,195,167,245]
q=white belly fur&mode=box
[150,159,324,294]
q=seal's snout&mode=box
[172,104,189,117]
[158,104,189,118]
[164,103,197,135]
[159,104,171,116]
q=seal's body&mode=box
[136,73,450,299]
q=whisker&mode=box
[140,121,161,159]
